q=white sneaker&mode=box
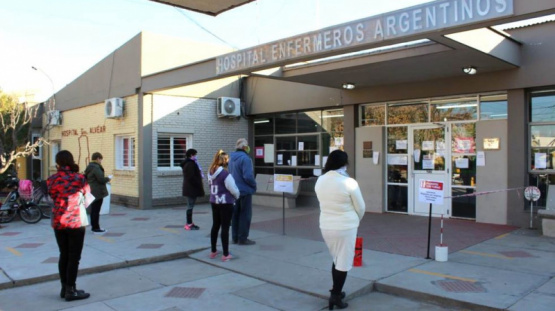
[92,228,107,234]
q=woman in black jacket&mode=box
[180,149,205,230]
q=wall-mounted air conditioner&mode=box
[105,97,124,118]
[217,97,241,118]
[47,110,61,126]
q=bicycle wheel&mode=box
[0,208,17,223]
[38,203,52,219]
[18,203,42,224]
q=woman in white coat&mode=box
[315,150,365,310]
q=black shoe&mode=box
[328,292,348,310]
[238,239,256,245]
[92,228,107,234]
[232,239,238,244]
[65,285,90,301]
[61,285,85,299]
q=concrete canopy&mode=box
[149,0,255,16]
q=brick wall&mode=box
[151,95,248,204]
[44,96,140,201]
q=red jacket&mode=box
[47,166,90,229]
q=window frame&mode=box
[156,133,192,170]
[116,135,136,170]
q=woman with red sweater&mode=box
[47,150,91,301]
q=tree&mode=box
[0,90,45,175]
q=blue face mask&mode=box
[191,155,197,161]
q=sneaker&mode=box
[92,228,107,234]
[184,223,200,231]
[238,239,256,245]
[221,254,233,262]
[209,251,219,259]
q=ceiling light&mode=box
[462,66,477,75]
[342,83,355,90]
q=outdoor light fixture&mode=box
[342,83,355,90]
[462,66,477,75]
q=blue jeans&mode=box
[232,194,252,242]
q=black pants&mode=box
[211,203,233,256]
[54,227,86,287]
[89,198,103,230]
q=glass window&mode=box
[361,105,385,126]
[531,92,555,122]
[32,134,42,159]
[480,94,507,120]
[528,174,555,209]
[254,115,274,135]
[530,90,555,172]
[254,136,273,167]
[157,133,189,169]
[530,125,555,170]
[322,109,344,154]
[387,102,428,124]
[431,97,477,122]
[452,123,476,154]
[116,135,136,170]
[50,141,60,166]
[275,112,297,134]
[298,111,322,133]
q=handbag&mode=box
[78,192,90,227]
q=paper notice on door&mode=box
[422,141,434,151]
[315,155,320,166]
[422,155,434,169]
[277,153,283,165]
[477,151,485,166]
[396,140,407,150]
[535,153,547,169]
[264,144,274,163]
[373,152,379,165]
[413,149,421,163]
[455,157,469,169]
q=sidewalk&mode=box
[1,203,554,310]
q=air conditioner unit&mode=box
[105,97,124,118]
[217,97,241,118]
[47,110,61,126]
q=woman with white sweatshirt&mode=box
[207,150,240,262]
[315,150,365,310]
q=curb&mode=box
[0,247,209,291]
[374,282,503,311]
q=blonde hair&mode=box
[209,150,229,174]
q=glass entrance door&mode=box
[409,125,451,217]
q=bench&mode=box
[252,174,301,208]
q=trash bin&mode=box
[100,183,111,215]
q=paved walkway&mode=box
[1,203,554,310]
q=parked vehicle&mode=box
[0,176,42,224]
[32,178,53,219]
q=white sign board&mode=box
[524,186,541,202]
[418,180,444,205]
[274,174,294,193]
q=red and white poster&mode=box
[418,180,444,205]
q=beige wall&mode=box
[355,126,384,213]
[245,77,341,114]
[45,95,140,200]
[476,119,508,224]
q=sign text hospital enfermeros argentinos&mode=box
[216,0,513,75]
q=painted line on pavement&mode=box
[160,228,180,234]
[6,247,22,256]
[409,269,477,283]
[95,236,114,243]
[460,250,512,259]
[495,233,510,239]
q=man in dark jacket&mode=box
[84,152,111,234]
[181,148,205,230]
[229,138,257,245]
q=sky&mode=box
[1,0,441,102]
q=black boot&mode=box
[65,285,90,301]
[61,284,86,299]
[329,289,345,299]
[328,291,348,310]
